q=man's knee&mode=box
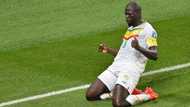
[86,87,100,101]
[85,89,93,101]
[85,88,99,101]
[86,79,109,101]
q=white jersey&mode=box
[107,22,158,74]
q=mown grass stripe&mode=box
[0,62,190,107]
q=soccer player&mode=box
[86,1,159,107]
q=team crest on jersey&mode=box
[151,31,157,38]
[123,29,143,40]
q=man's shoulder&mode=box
[144,22,156,31]
[133,22,154,31]
[142,22,158,37]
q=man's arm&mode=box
[131,38,158,60]
[98,43,119,57]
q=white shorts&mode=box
[98,65,142,94]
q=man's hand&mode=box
[98,43,119,56]
[131,37,140,49]
[98,43,109,53]
[131,37,158,60]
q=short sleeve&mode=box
[146,31,158,47]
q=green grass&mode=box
[0,0,190,107]
[10,68,190,107]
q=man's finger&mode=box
[98,43,105,52]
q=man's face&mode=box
[125,5,140,25]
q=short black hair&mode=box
[126,1,141,13]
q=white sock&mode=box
[100,92,112,100]
[126,94,150,105]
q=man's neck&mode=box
[128,20,143,27]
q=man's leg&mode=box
[86,79,110,101]
[112,85,159,107]
[98,88,143,100]
[86,69,117,101]
[112,84,131,107]
[126,87,159,105]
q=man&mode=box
[86,1,159,107]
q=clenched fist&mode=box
[98,43,109,53]
[131,37,140,49]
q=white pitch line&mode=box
[0,84,90,107]
[1,62,190,107]
[142,62,190,76]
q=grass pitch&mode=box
[0,0,190,107]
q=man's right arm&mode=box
[98,43,119,57]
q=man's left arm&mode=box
[131,38,158,60]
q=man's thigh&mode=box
[86,69,117,100]
[116,70,140,94]
[98,69,117,91]
[112,84,131,107]
[86,79,110,100]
